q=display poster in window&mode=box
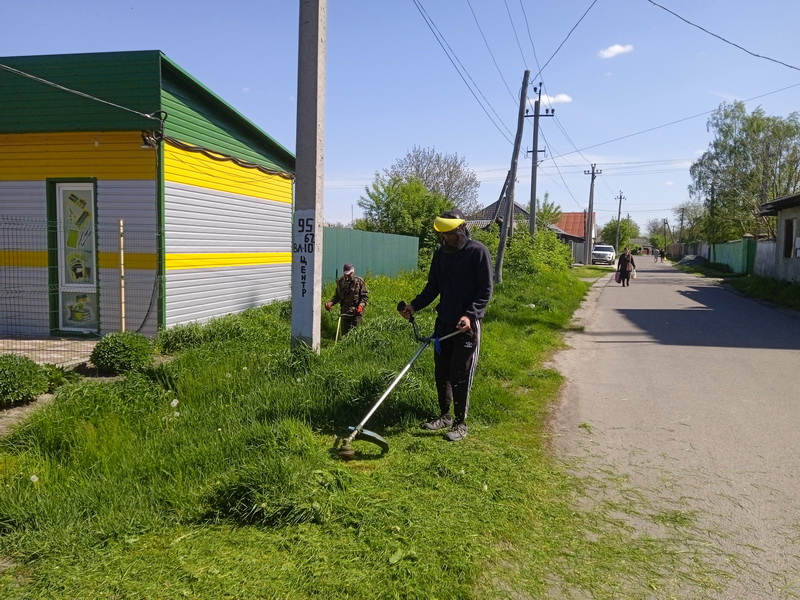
[57,184,99,332]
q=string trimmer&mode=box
[336,302,462,461]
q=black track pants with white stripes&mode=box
[433,319,481,424]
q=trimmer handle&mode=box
[397,301,426,341]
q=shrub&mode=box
[90,331,154,375]
[0,354,48,407]
[40,363,82,393]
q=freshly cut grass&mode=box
[0,268,730,599]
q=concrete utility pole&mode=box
[495,69,530,285]
[291,0,327,351]
[614,190,624,251]
[524,83,554,235]
[583,164,601,264]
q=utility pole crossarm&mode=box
[524,82,555,235]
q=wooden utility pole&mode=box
[583,164,601,264]
[291,0,326,350]
[495,69,530,285]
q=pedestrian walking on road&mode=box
[617,248,636,287]
[654,249,658,262]
[660,248,666,262]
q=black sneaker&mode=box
[444,422,468,442]
[422,415,452,431]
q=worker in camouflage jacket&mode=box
[325,263,369,335]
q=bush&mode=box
[0,354,48,407]
[40,364,82,393]
[90,331,154,375]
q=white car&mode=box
[592,245,616,265]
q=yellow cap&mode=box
[434,216,465,232]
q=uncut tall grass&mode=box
[0,257,728,598]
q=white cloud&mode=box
[542,93,572,105]
[599,44,633,59]
[242,87,251,93]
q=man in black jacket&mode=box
[398,209,493,441]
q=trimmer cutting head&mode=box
[337,427,389,461]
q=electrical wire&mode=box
[518,0,543,78]
[532,0,599,83]
[466,0,517,104]
[503,0,528,69]
[412,0,515,144]
[0,63,163,122]
[645,0,800,72]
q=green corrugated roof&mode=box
[0,50,294,173]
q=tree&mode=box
[535,192,562,231]
[599,217,639,251]
[355,174,452,249]
[645,218,663,239]
[689,101,800,240]
[671,201,706,243]
[384,146,481,216]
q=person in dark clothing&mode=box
[660,248,666,262]
[398,209,493,442]
[325,263,369,335]
[617,248,636,287]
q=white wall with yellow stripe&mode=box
[1,131,292,337]
[162,143,292,327]
[0,132,160,337]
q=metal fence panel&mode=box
[322,227,418,282]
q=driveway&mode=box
[552,259,800,598]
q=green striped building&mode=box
[0,50,295,338]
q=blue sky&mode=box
[3,0,800,234]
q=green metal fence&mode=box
[322,227,418,282]
[710,235,757,274]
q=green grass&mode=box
[0,269,730,599]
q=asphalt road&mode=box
[552,258,800,599]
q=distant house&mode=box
[554,212,594,244]
[467,200,583,242]
[0,50,295,339]
[467,198,530,232]
[760,193,800,282]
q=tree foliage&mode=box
[471,226,572,277]
[599,217,639,251]
[671,200,706,243]
[355,175,452,249]
[384,146,481,216]
[536,192,562,231]
[689,101,800,240]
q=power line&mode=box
[518,0,543,78]
[503,0,528,69]
[412,0,514,144]
[0,62,163,122]
[532,0,599,83]
[645,0,800,72]
[466,0,517,104]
